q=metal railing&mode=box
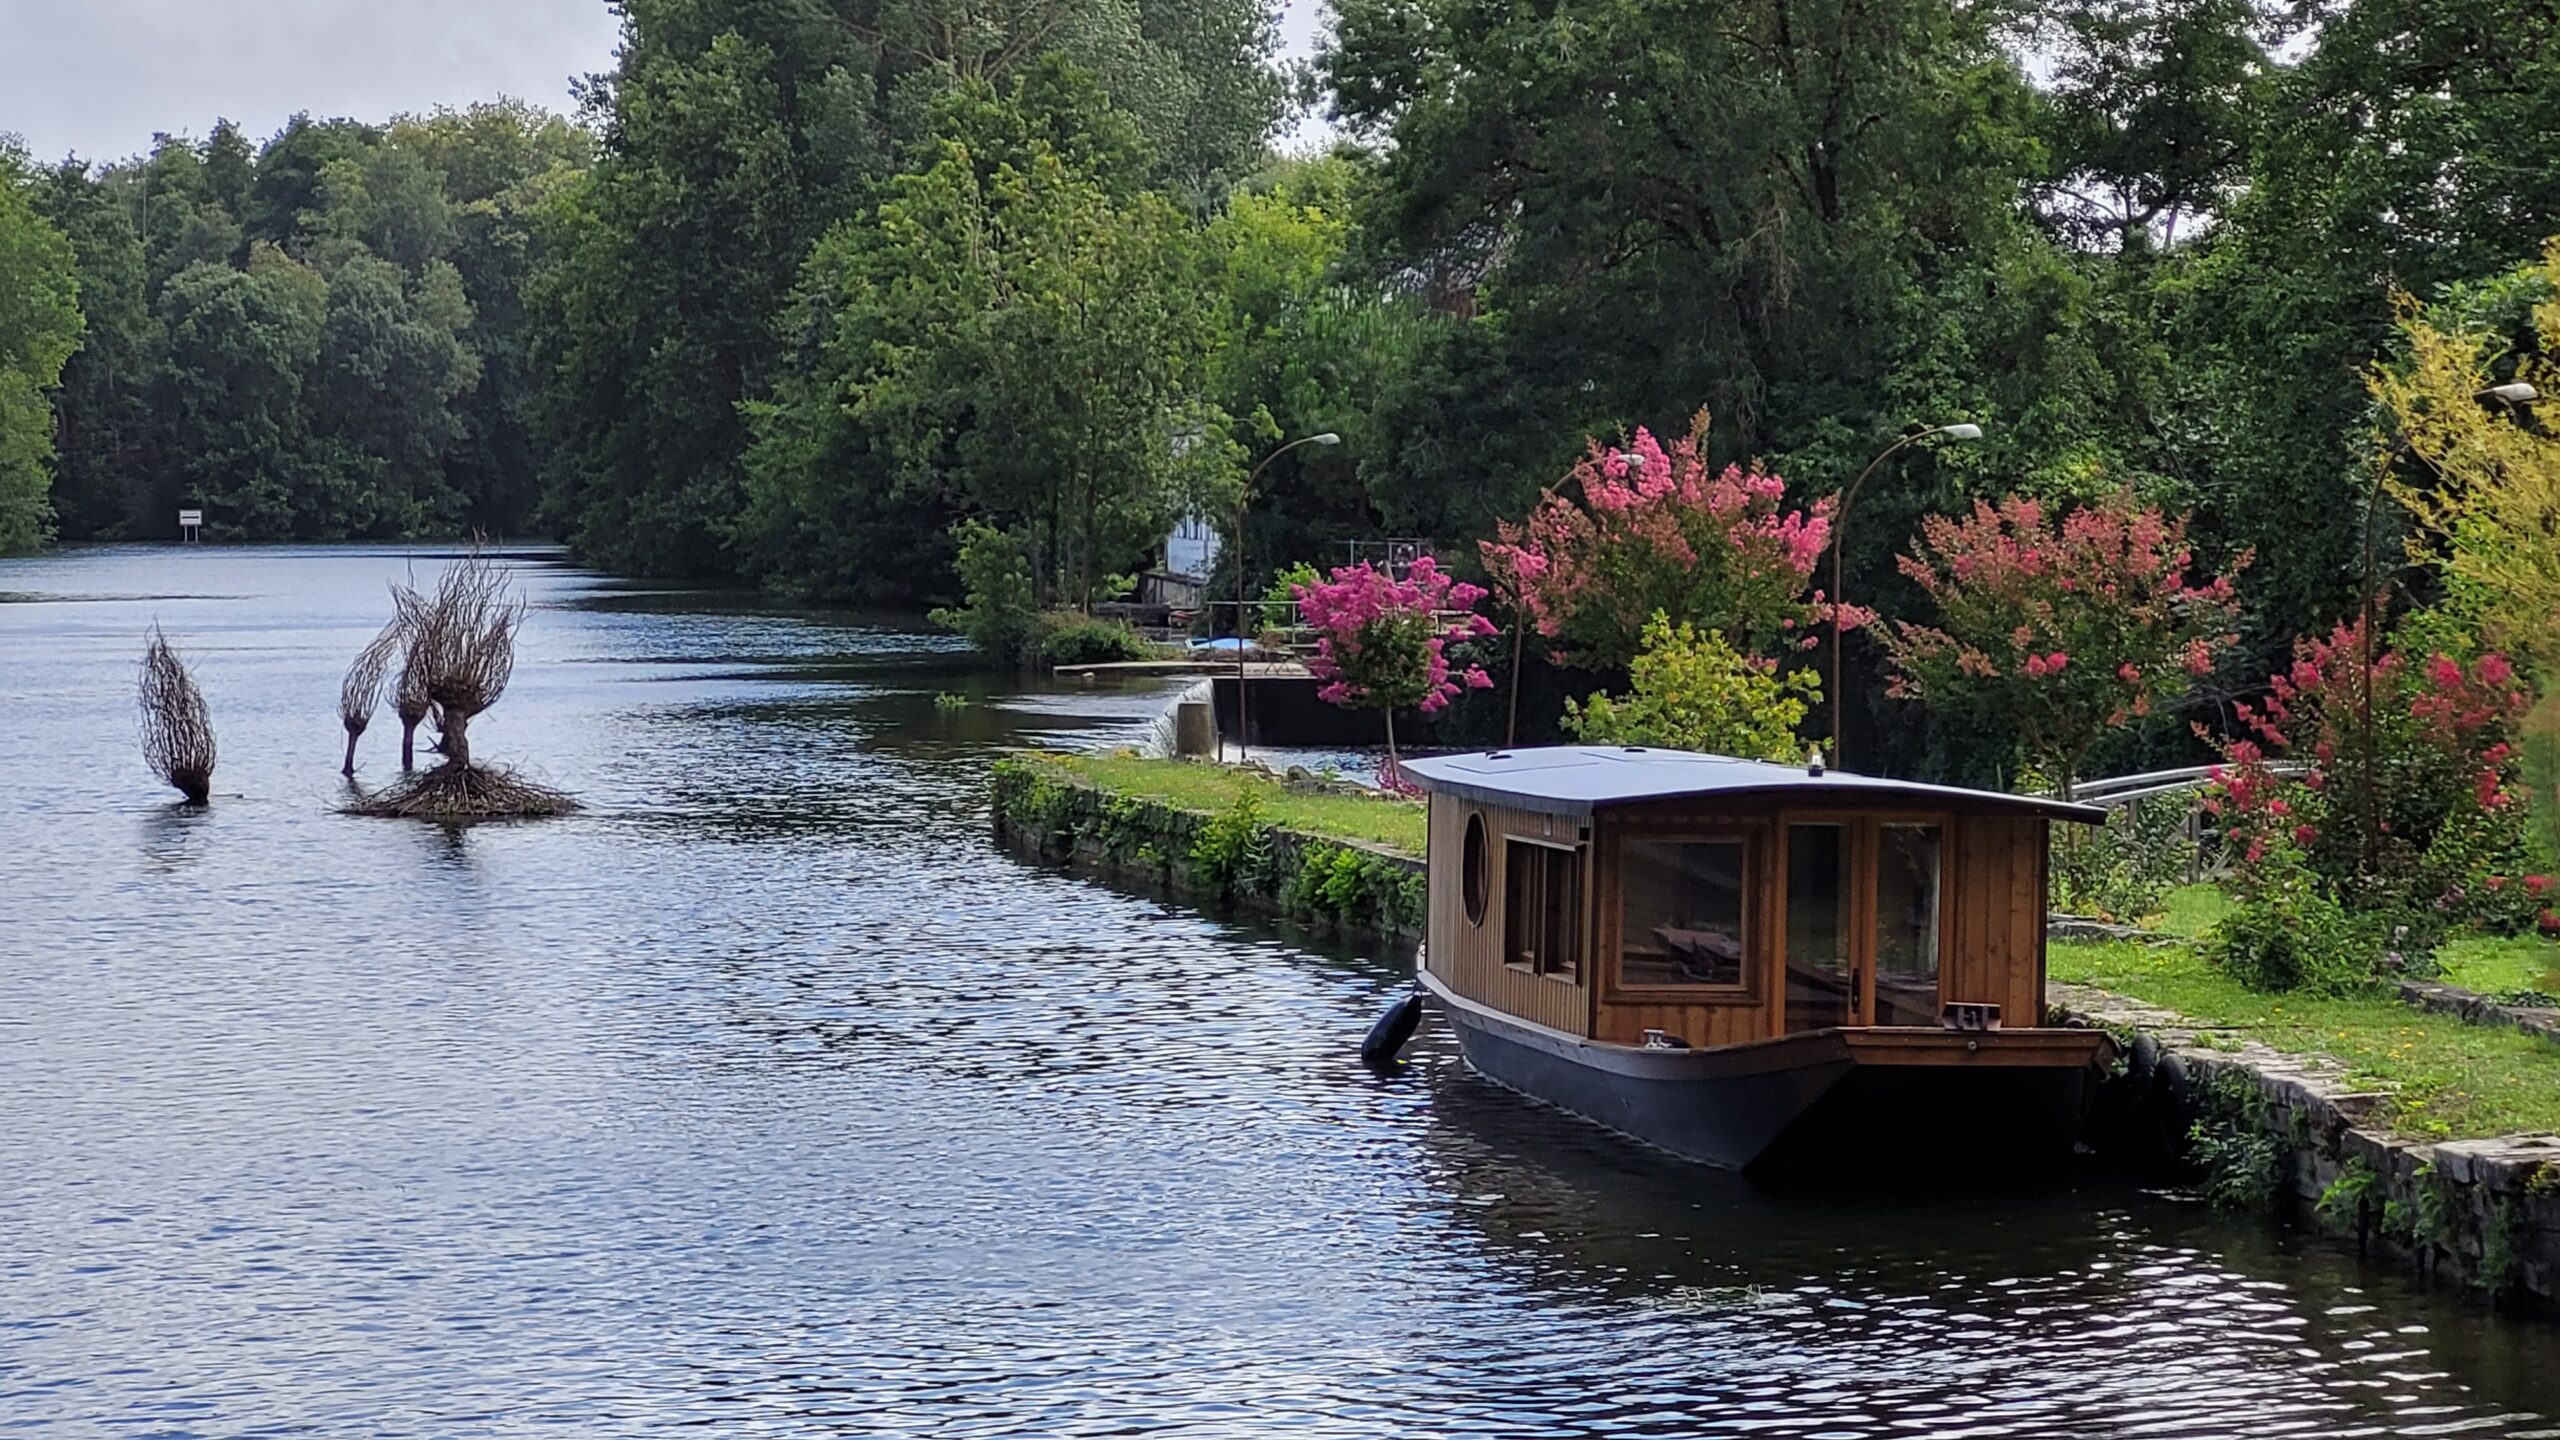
[2062,761,2311,810]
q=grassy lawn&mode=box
[2144,882,2234,938]
[2435,934,2560,999]
[1041,752,1428,856]
[2050,938,2560,1141]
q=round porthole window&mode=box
[1462,811,1490,926]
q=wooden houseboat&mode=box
[1394,745,2114,1171]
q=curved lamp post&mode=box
[1828,422,1985,768]
[2355,381,2536,876]
[1233,432,1342,763]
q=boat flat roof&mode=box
[1399,746,2106,823]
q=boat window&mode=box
[1875,824,1944,1026]
[1784,824,1851,1032]
[1463,812,1490,926]
[1503,839,1581,977]
[1619,838,1747,988]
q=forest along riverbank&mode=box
[993,749,2560,1313]
[8,545,2560,1435]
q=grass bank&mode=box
[991,751,1427,946]
[1032,752,1427,855]
[2437,935,2560,998]
[2051,938,2560,1141]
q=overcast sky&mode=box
[0,0,1332,166]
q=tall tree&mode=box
[742,63,1238,605]
[155,246,327,537]
[0,147,85,549]
[533,0,1284,578]
[30,161,159,539]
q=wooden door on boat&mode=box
[1782,816,1951,1033]
[1783,821,1856,1032]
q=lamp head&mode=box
[1938,423,1985,442]
[2483,383,2539,405]
[1312,432,1343,445]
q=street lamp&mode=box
[1829,422,1985,768]
[2355,382,2536,875]
[1233,432,1342,764]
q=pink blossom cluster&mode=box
[1479,409,1839,669]
[2204,619,2534,881]
[1293,557,1496,715]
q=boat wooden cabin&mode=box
[1397,745,2114,1171]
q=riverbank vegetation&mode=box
[2052,939,2560,1143]
[1027,752,1425,856]
[993,752,1426,941]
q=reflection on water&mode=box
[1,544,2554,1437]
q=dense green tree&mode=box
[386,104,591,534]
[34,107,589,541]
[2024,0,2275,251]
[30,160,159,539]
[0,147,85,549]
[742,65,1238,605]
[241,115,380,253]
[155,247,327,537]
[1207,153,1428,582]
[303,255,480,535]
[137,135,241,288]
[533,0,1285,578]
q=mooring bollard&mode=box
[1174,699,1215,757]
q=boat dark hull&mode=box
[1419,970,2108,1172]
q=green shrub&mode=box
[1038,614,1154,665]
[1261,561,1320,631]
[2204,847,2382,995]
[1563,611,1818,761]
[2316,1156,2379,1228]
[929,520,1040,666]
[1189,786,1274,896]
[2189,1072,2287,1211]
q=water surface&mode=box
[3,546,2555,1437]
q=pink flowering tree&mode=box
[2204,621,2543,924]
[1874,491,2249,799]
[1294,557,1496,784]
[1480,408,1847,674]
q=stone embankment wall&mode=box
[990,756,1426,952]
[2059,983,2560,1310]
[2395,979,2560,1047]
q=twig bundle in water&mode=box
[339,614,407,775]
[345,763,579,818]
[347,548,577,819]
[139,627,217,804]
[390,583,434,769]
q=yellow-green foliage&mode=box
[1564,611,1817,761]
[2371,240,2560,678]
[2527,692,2560,862]
[2052,938,2560,1140]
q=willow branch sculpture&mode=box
[139,627,217,804]
[339,613,407,775]
[349,550,576,818]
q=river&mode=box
[2,545,2554,1437]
